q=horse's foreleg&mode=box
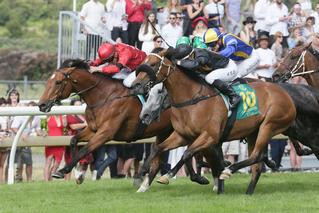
[137,131,188,192]
[70,127,95,161]
[53,122,120,179]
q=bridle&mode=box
[52,68,101,103]
[278,48,318,82]
[147,53,176,84]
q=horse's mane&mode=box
[60,58,123,82]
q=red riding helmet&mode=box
[98,43,115,60]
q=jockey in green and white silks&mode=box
[174,36,240,108]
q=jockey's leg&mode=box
[123,71,136,88]
[139,83,165,125]
[205,60,240,109]
[236,50,260,78]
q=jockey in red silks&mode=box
[90,42,147,87]
[90,42,165,126]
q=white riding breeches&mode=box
[236,49,260,78]
[205,59,238,84]
[123,71,136,88]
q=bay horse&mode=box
[272,43,319,157]
[38,59,210,187]
[131,48,296,194]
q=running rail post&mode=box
[7,116,32,185]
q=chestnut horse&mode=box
[38,59,213,187]
[131,49,296,194]
[273,44,319,157]
[38,59,176,183]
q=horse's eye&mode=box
[55,80,62,85]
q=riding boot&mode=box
[212,79,241,109]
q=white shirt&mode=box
[265,3,289,36]
[254,48,277,78]
[254,0,271,32]
[106,0,127,31]
[138,24,161,54]
[161,23,183,48]
[11,116,41,135]
[204,2,225,19]
[79,0,106,34]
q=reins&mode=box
[55,68,134,109]
[147,53,219,108]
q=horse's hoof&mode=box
[52,170,65,179]
[156,174,170,185]
[223,160,232,167]
[75,169,85,185]
[136,185,149,193]
[133,176,143,188]
[190,175,210,185]
[136,174,150,193]
[220,168,232,180]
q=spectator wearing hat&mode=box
[204,0,225,28]
[191,16,208,38]
[187,0,205,35]
[271,31,284,63]
[254,34,276,82]
[303,16,316,41]
[239,16,257,48]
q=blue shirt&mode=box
[219,33,253,61]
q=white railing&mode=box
[0,105,156,185]
[57,11,115,68]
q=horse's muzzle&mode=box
[38,100,55,113]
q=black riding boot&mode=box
[212,79,241,109]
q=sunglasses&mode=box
[177,17,182,19]
[156,40,163,43]
[169,17,176,20]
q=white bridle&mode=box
[148,53,174,81]
[289,50,318,77]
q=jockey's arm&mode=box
[101,63,123,74]
[90,58,103,66]
[219,38,237,58]
[177,55,208,70]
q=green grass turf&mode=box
[0,172,318,213]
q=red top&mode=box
[66,115,84,136]
[126,0,152,23]
[91,43,147,74]
[48,115,65,136]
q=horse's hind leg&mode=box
[221,125,273,180]
[137,131,188,192]
[290,138,313,156]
